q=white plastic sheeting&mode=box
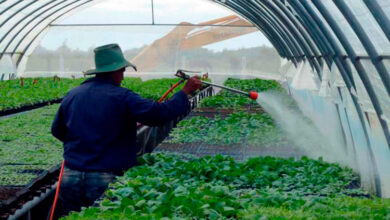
[283,61,390,196]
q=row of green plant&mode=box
[0,77,186,186]
[0,104,62,186]
[0,78,84,111]
[122,78,185,101]
[64,153,389,219]
[167,112,285,146]
[0,77,184,111]
[199,78,283,109]
[0,164,53,186]
[166,78,288,147]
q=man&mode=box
[51,44,202,218]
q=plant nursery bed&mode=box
[0,165,59,219]
[0,98,62,117]
[63,153,390,219]
[153,142,202,154]
[154,143,304,162]
[0,77,187,117]
[154,142,246,160]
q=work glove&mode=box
[182,76,203,95]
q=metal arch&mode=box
[302,0,385,197]
[290,8,332,68]
[283,1,373,166]
[0,0,58,58]
[212,0,293,61]
[0,0,57,45]
[300,1,355,88]
[290,0,336,59]
[13,0,93,65]
[224,0,297,61]
[237,1,301,61]
[257,0,316,58]
[0,0,38,28]
[2,0,73,56]
[221,0,297,63]
[312,0,386,196]
[16,0,97,68]
[272,0,324,69]
[313,0,390,148]
[288,0,334,68]
[251,3,311,73]
[227,1,291,58]
[256,0,322,78]
[245,0,305,62]
[251,0,304,57]
[216,1,290,59]
[290,0,363,161]
[255,1,305,59]
[334,0,390,96]
[259,0,321,74]
[0,0,23,16]
[283,1,332,67]
[363,0,390,42]
[299,0,368,162]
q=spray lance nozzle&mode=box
[175,69,259,101]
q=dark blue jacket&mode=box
[51,77,189,173]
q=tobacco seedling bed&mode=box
[0,77,184,113]
[63,153,389,219]
[0,78,188,187]
[167,112,286,147]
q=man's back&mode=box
[52,77,189,173]
[51,44,202,219]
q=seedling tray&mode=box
[0,98,62,117]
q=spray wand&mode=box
[175,69,259,101]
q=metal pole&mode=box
[151,0,155,25]
[200,81,250,96]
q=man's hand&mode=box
[182,76,203,95]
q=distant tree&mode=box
[26,44,280,74]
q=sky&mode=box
[39,0,272,52]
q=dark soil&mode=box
[0,166,59,218]
[0,98,62,117]
[16,169,45,175]
[0,187,22,202]
[154,142,202,154]
[153,143,305,161]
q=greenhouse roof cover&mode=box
[0,0,389,196]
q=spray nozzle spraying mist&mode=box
[249,91,259,100]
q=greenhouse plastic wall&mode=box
[0,0,389,197]
[281,60,389,195]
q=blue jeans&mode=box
[54,166,117,219]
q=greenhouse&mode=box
[0,0,389,219]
